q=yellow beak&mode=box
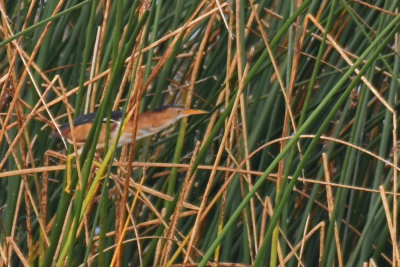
[182,109,207,115]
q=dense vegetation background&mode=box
[0,0,400,266]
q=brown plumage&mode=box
[54,106,206,150]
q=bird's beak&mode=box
[182,109,207,115]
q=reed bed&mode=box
[0,0,399,266]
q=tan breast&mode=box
[123,112,178,140]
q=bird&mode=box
[54,106,207,151]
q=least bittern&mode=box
[53,106,206,192]
[55,105,207,150]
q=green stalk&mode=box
[0,0,92,48]
[199,15,400,266]
[246,0,312,83]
